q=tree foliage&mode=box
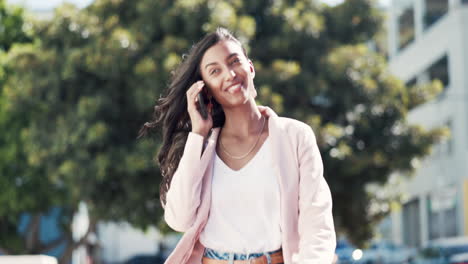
[0,0,446,258]
[0,0,39,255]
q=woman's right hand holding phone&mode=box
[186,80,213,138]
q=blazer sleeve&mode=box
[164,132,206,232]
[296,124,336,264]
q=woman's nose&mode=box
[225,69,236,81]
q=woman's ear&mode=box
[204,83,213,98]
[248,60,255,78]
[247,60,257,99]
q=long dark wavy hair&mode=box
[139,28,248,207]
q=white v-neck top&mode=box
[199,137,282,253]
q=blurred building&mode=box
[386,0,468,248]
[97,222,162,264]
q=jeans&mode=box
[203,247,282,264]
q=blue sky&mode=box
[326,0,390,6]
[6,0,94,10]
[7,0,390,11]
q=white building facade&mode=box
[386,0,468,248]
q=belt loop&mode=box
[247,253,252,264]
[264,252,272,264]
[228,252,234,264]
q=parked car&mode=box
[336,239,363,264]
[450,252,468,264]
[124,254,165,264]
[359,240,416,264]
[124,233,182,264]
[413,236,468,264]
[0,255,57,264]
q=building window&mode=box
[444,120,453,155]
[434,120,453,158]
[398,0,415,50]
[403,199,421,248]
[428,55,450,89]
[428,187,458,240]
[424,0,449,30]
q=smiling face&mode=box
[199,40,256,109]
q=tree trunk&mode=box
[25,214,41,253]
[58,217,97,264]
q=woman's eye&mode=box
[231,58,241,64]
[210,69,219,75]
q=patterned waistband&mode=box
[203,247,282,261]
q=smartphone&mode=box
[197,88,209,120]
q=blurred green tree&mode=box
[0,0,42,256]
[0,0,446,259]
[0,0,32,51]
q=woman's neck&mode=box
[221,99,263,139]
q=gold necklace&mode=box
[219,116,266,160]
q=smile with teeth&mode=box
[226,83,242,94]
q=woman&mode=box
[141,27,336,264]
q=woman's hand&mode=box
[186,80,213,138]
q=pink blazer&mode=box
[163,107,336,264]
